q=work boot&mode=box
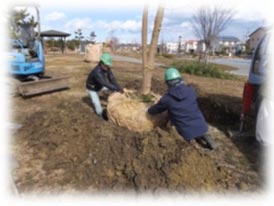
[188,139,201,150]
[200,134,215,150]
[101,109,108,121]
[188,134,215,151]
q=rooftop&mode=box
[40,30,71,37]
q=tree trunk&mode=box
[203,42,210,64]
[140,5,148,93]
[204,48,209,64]
[140,5,164,95]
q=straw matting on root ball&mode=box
[107,89,168,132]
[84,43,102,62]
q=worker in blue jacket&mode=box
[86,52,123,117]
[147,67,214,150]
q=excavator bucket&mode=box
[17,76,70,97]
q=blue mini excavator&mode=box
[8,6,69,97]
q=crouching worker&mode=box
[86,52,124,117]
[147,67,215,150]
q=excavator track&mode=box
[17,76,70,97]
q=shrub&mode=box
[157,53,176,59]
[170,60,238,80]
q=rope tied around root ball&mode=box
[107,89,168,132]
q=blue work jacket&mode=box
[148,83,208,140]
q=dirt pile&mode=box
[12,97,262,194]
[12,99,227,193]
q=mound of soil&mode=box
[11,99,247,193]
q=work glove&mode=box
[119,88,124,94]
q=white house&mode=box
[214,36,240,55]
[185,40,198,53]
[164,42,178,53]
[163,40,185,54]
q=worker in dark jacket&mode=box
[86,52,123,117]
[148,67,214,150]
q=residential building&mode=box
[116,43,141,53]
[164,42,178,53]
[214,36,240,55]
[248,27,267,52]
[185,40,198,53]
[162,40,184,54]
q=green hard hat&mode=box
[100,52,112,66]
[165,67,181,81]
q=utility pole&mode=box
[177,35,182,57]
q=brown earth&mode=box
[10,53,265,195]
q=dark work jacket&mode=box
[148,84,208,141]
[86,64,121,92]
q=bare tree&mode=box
[191,5,234,63]
[140,4,165,94]
[9,8,38,38]
[110,36,119,51]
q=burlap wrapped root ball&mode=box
[84,43,102,62]
[107,89,168,132]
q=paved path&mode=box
[113,54,251,77]
[113,55,142,64]
[112,55,164,67]
[209,58,251,77]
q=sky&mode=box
[1,0,273,44]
